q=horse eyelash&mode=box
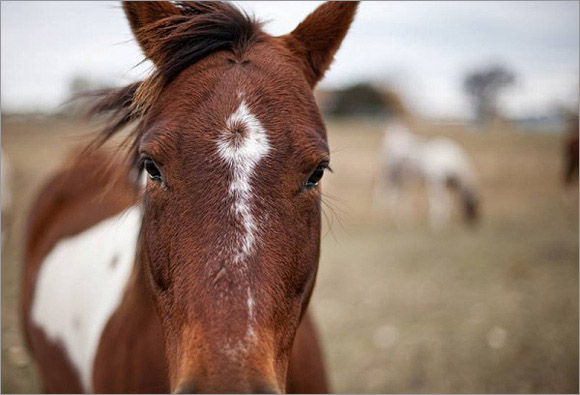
[319,162,333,173]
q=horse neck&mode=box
[92,241,169,392]
[119,238,159,324]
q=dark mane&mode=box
[85,1,262,168]
[142,1,261,82]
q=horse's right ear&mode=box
[123,1,181,65]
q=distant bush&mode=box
[322,82,406,118]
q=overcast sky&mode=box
[1,1,578,118]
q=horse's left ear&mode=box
[282,1,359,88]
[123,1,182,65]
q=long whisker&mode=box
[329,146,350,155]
[320,200,336,242]
[323,192,350,221]
[321,191,350,241]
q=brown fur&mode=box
[22,1,358,393]
[282,2,359,87]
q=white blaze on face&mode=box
[246,287,256,339]
[31,206,142,392]
[216,99,270,344]
[216,100,271,264]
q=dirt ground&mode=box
[1,115,578,393]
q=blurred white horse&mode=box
[375,120,479,228]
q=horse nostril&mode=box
[174,381,197,394]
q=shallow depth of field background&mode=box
[2,116,578,393]
[1,1,579,394]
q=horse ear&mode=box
[123,1,181,64]
[283,1,359,88]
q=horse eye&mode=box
[143,158,163,183]
[305,164,327,189]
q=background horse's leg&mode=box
[286,311,330,394]
[427,179,450,229]
[371,165,389,207]
[377,166,407,226]
[371,165,404,226]
[386,179,402,224]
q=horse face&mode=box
[139,52,327,393]
[122,1,358,392]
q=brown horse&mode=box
[21,2,358,393]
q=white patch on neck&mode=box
[216,100,271,264]
[31,206,142,392]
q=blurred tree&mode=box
[67,75,113,97]
[68,75,94,96]
[62,74,112,117]
[463,65,516,125]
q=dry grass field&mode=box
[1,115,578,393]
